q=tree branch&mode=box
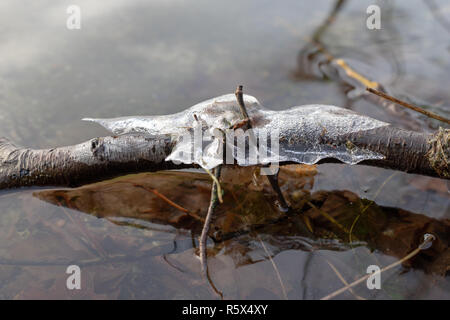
[0,134,186,189]
[0,125,448,189]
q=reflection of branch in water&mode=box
[34,171,450,276]
[199,166,223,298]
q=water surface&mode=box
[0,0,448,299]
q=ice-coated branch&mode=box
[0,94,448,189]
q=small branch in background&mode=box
[335,59,379,89]
[366,87,450,125]
[311,0,347,42]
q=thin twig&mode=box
[199,166,222,273]
[257,234,289,300]
[235,85,291,212]
[235,85,251,126]
[132,183,204,222]
[366,87,450,125]
[196,87,256,297]
[203,167,223,203]
[321,233,436,300]
[307,200,350,235]
[325,260,366,300]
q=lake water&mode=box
[0,0,448,299]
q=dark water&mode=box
[0,0,448,299]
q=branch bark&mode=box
[0,134,186,189]
[0,125,448,189]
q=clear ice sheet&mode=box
[83,94,389,169]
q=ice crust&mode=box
[84,94,388,169]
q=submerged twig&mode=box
[203,167,223,204]
[325,260,366,300]
[321,233,436,300]
[366,87,450,125]
[257,234,289,300]
[132,183,204,222]
[199,166,222,293]
[267,171,290,212]
[307,200,350,235]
